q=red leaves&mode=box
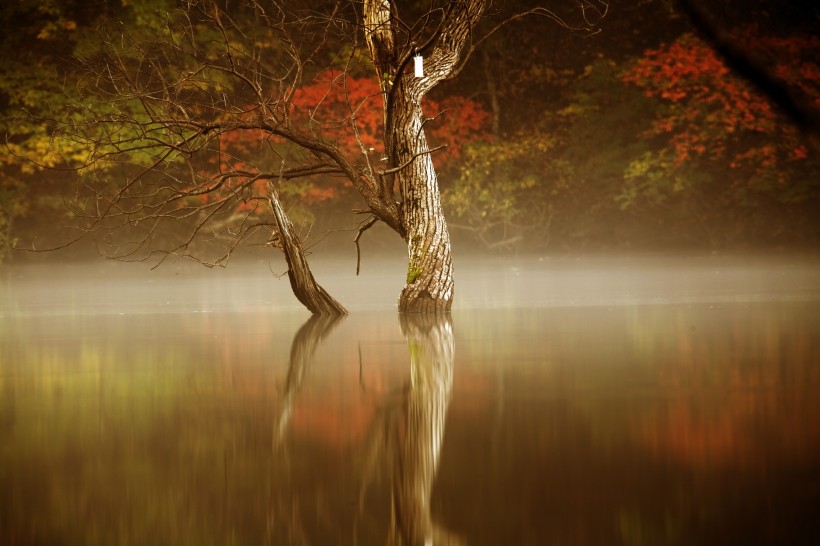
[622,32,817,174]
[290,71,383,157]
[791,145,808,161]
[291,70,490,164]
[198,70,489,211]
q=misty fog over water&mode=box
[2,252,820,545]
[3,252,819,316]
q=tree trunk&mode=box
[390,313,459,545]
[392,101,455,313]
[268,187,347,316]
[364,0,487,313]
[482,49,502,139]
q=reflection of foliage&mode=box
[0,314,296,545]
[0,344,214,544]
[0,309,455,544]
[438,298,820,544]
[618,508,684,546]
[3,287,820,543]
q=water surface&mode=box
[1,254,819,545]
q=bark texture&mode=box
[364,0,487,313]
[268,188,347,316]
[392,102,454,313]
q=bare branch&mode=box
[353,215,378,276]
[378,144,447,176]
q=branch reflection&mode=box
[273,314,345,450]
[271,312,460,543]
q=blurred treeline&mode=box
[1,0,818,263]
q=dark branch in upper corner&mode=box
[677,0,820,148]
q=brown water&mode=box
[1,254,819,545]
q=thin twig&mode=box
[378,144,447,176]
[353,215,378,276]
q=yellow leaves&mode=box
[510,64,577,90]
[526,64,559,83]
[671,176,686,193]
[619,150,695,211]
[624,153,654,180]
[443,129,567,229]
[519,176,536,190]
[557,103,588,116]
[10,134,62,172]
[36,19,78,40]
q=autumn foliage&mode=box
[622,32,818,178]
[291,70,490,163]
[204,70,490,208]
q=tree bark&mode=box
[392,101,455,313]
[364,0,487,313]
[268,186,347,316]
[482,49,502,139]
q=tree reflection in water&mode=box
[389,313,461,545]
[273,314,345,450]
[272,312,461,544]
[4,259,820,544]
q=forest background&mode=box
[1,0,818,265]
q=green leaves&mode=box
[443,130,567,250]
[618,151,691,210]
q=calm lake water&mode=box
[1,254,819,545]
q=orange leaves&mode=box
[622,31,817,174]
[426,95,491,160]
[303,186,338,203]
[624,34,730,89]
[196,70,489,212]
[291,71,383,156]
[625,33,776,144]
[291,70,490,164]
[791,145,808,161]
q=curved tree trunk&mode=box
[268,187,347,316]
[364,0,487,313]
[392,103,454,313]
